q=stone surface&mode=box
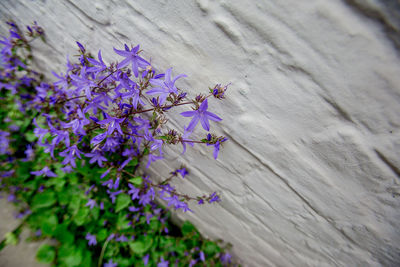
[0,199,47,267]
[1,0,400,266]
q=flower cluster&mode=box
[0,21,235,267]
[30,39,228,210]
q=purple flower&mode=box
[104,259,117,267]
[139,188,155,206]
[181,126,194,154]
[128,184,140,200]
[62,108,90,135]
[70,67,97,100]
[207,137,227,160]
[129,206,140,212]
[85,150,107,167]
[102,179,114,188]
[59,145,82,168]
[100,168,111,179]
[85,184,95,195]
[87,50,107,74]
[0,130,10,155]
[157,257,169,267]
[180,99,222,132]
[146,68,186,104]
[85,199,96,209]
[116,74,144,109]
[106,234,115,242]
[91,132,108,146]
[35,229,42,237]
[76,41,85,53]
[118,157,132,171]
[199,251,205,262]
[208,192,220,203]
[97,114,125,136]
[115,234,128,242]
[189,259,197,267]
[61,165,73,173]
[0,36,12,56]
[52,71,69,92]
[30,166,57,177]
[175,167,188,178]
[7,194,16,202]
[143,254,149,266]
[85,233,97,246]
[114,44,150,77]
[108,190,122,203]
[220,252,232,264]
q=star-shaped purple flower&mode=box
[85,150,107,167]
[114,44,150,77]
[85,233,97,246]
[97,114,125,136]
[104,259,117,267]
[180,99,222,132]
[146,68,186,104]
[59,145,82,168]
[157,257,169,267]
[87,50,107,75]
[70,67,97,100]
[85,199,96,209]
[30,166,57,177]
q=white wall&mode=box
[1,0,400,266]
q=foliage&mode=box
[0,21,235,266]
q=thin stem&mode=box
[98,239,110,267]
[131,101,195,115]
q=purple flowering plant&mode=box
[0,21,236,266]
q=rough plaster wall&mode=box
[1,0,400,266]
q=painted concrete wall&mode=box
[1,0,400,266]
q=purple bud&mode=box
[76,41,85,53]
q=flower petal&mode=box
[180,111,196,117]
[205,111,222,121]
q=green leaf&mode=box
[81,249,92,267]
[91,206,100,220]
[128,176,143,186]
[181,221,197,236]
[172,240,187,257]
[45,177,66,191]
[54,224,74,244]
[96,229,108,242]
[58,244,82,266]
[15,163,31,181]
[116,213,130,230]
[36,244,55,263]
[31,191,56,211]
[203,241,220,257]
[68,195,81,215]
[25,132,37,142]
[4,232,18,246]
[129,236,153,255]
[73,207,89,226]
[149,220,160,231]
[42,214,58,235]
[58,190,71,205]
[115,194,131,212]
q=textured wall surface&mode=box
[1,0,400,266]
